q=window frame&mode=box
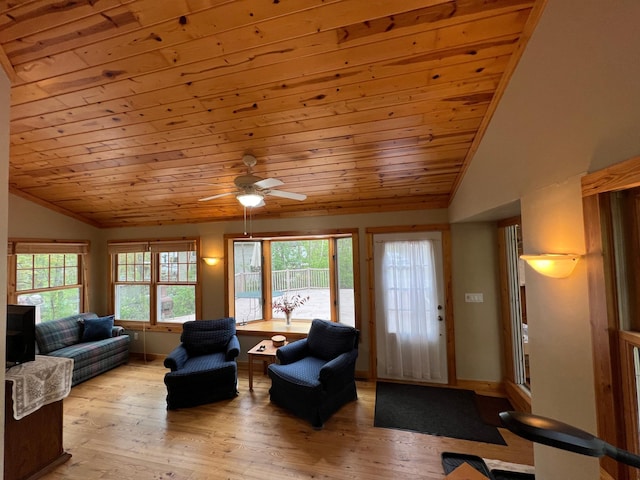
[108,238,201,331]
[582,154,640,480]
[224,229,360,330]
[7,239,89,321]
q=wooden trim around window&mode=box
[223,229,361,337]
[581,160,640,480]
[619,331,640,464]
[582,193,626,480]
[582,155,640,196]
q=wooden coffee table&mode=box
[247,339,287,391]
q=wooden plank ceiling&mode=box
[3,0,543,228]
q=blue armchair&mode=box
[164,317,240,409]
[268,319,359,428]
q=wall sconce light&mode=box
[202,257,221,266]
[520,253,581,279]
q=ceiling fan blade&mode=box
[198,192,233,202]
[254,178,283,189]
[267,189,307,201]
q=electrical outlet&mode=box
[464,293,484,303]
[134,332,139,340]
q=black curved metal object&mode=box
[499,411,640,469]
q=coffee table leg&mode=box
[248,353,254,391]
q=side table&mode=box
[5,355,73,480]
[247,339,287,391]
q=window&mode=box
[108,239,200,327]
[227,231,357,327]
[582,156,640,480]
[7,240,89,323]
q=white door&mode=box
[374,231,447,383]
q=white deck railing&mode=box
[235,268,329,295]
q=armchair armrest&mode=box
[319,349,358,387]
[111,326,126,337]
[276,338,310,364]
[164,344,189,371]
[226,334,240,361]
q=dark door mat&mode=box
[375,382,506,445]
[442,452,494,478]
[491,469,535,480]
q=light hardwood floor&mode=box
[40,359,534,480]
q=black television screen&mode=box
[6,304,36,367]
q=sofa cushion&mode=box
[35,313,97,354]
[47,335,130,386]
[307,319,358,361]
[82,315,114,342]
[181,318,236,356]
[50,335,129,364]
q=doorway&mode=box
[498,218,531,411]
[373,231,448,383]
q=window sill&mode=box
[115,321,184,333]
[236,319,311,340]
[117,319,313,338]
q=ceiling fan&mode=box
[198,154,307,207]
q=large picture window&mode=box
[227,231,358,328]
[7,240,89,323]
[108,239,200,327]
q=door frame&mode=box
[366,224,455,384]
[497,217,533,413]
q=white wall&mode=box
[521,176,597,479]
[451,222,503,382]
[448,1,640,477]
[450,0,640,224]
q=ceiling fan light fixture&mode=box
[237,192,263,208]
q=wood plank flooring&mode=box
[39,359,534,480]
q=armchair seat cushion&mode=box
[268,357,325,389]
[170,352,234,377]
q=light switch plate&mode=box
[465,293,484,303]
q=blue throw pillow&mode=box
[82,315,114,342]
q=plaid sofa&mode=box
[35,313,130,386]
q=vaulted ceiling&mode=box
[3,0,544,228]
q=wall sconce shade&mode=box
[237,193,263,207]
[202,257,221,266]
[520,253,580,279]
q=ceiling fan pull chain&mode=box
[243,206,247,236]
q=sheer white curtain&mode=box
[377,238,444,382]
